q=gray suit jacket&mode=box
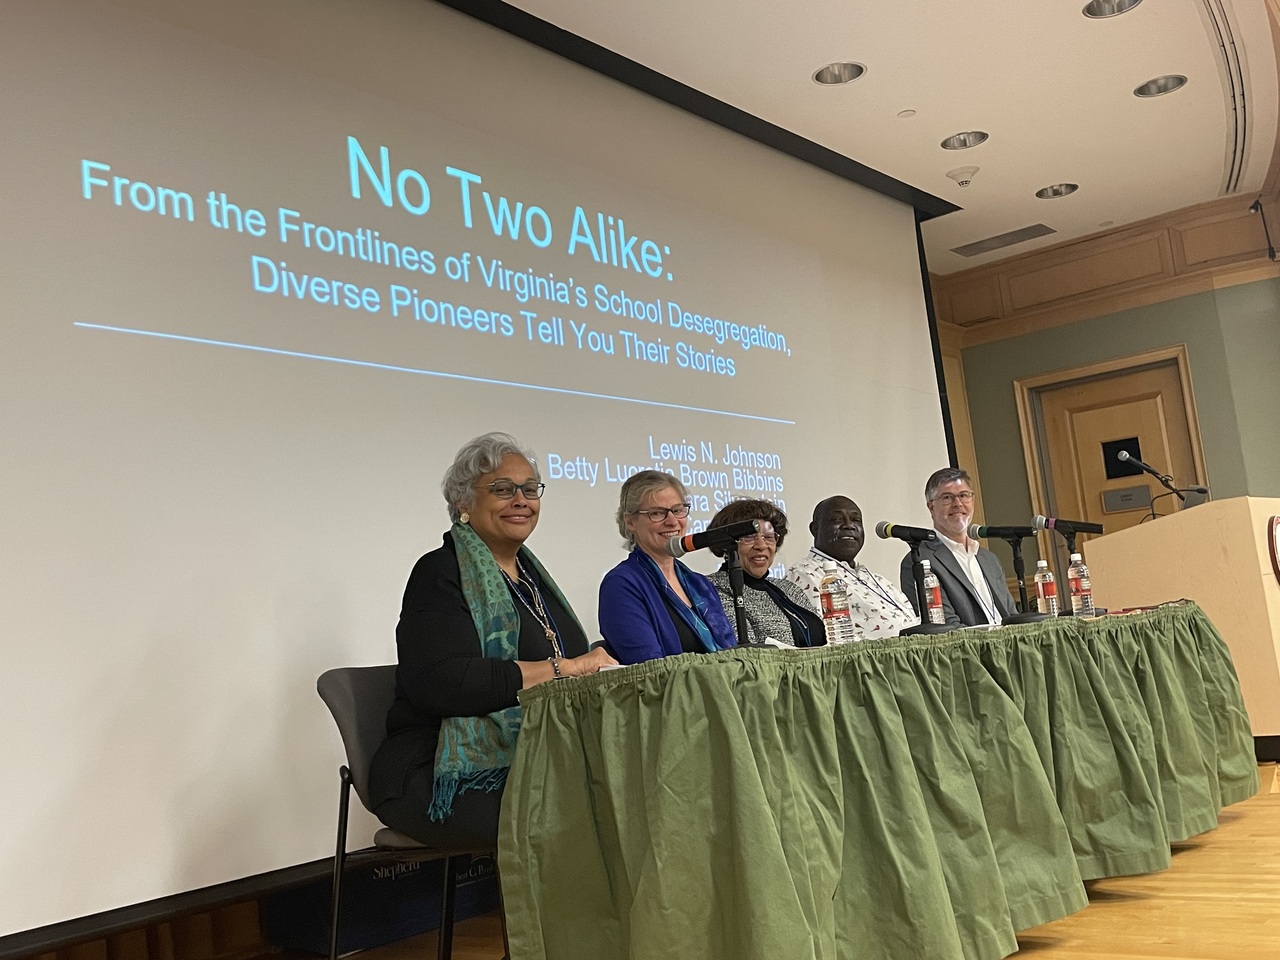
[899,537,1018,627]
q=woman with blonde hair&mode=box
[598,470,736,664]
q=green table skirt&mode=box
[499,602,1257,960]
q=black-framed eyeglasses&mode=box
[480,480,546,500]
[633,502,692,522]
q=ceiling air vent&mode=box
[951,223,1057,257]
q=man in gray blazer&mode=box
[899,467,1018,626]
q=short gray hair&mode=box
[615,470,688,548]
[925,467,971,502]
[442,432,539,522]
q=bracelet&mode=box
[549,655,563,680]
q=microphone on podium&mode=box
[1116,450,1164,479]
[875,521,937,544]
[666,519,759,557]
[968,523,1036,540]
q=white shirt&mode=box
[788,548,920,638]
[935,531,1001,624]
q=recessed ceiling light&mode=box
[1037,183,1079,199]
[941,131,989,150]
[1134,75,1187,97]
[813,62,865,85]
[1099,220,1115,227]
[1083,0,1143,18]
[897,109,917,119]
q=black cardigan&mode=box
[368,533,587,807]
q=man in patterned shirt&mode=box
[787,495,920,638]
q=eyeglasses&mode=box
[633,502,692,522]
[931,491,975,505]
[480,480,546,500]
[737,532,778,546]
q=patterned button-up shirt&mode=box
[787,548,920,638]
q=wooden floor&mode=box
[339,767,1279,960]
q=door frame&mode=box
[1013,344,1208,561]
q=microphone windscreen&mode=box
[1117,450,1131,462]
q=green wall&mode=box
[1214,279,1280,495]
[961,276,1280,567]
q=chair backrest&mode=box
[317,664,398,811]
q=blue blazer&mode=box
[599,550,736,664]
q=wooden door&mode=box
[1017,346,1207,573]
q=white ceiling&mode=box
[505,0,1279,274]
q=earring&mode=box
[459,512,470,524]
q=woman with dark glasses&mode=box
[705,498,825,647]
[598,469,736,664]
[369,432,615,848]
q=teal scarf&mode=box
[428,521,582,821]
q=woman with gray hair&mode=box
[598,469,736,664]
[369,432,615,847]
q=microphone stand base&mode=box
[1001,612,1053,625]
[900,622,957,636]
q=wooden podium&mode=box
[1084,496,1280,737]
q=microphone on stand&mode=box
[1032,515,1104,536]
[968,524,1043,622]
[666,519,759,558]
[874,521,937,544]
[968,523,1036,540]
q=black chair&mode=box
[316,665,505,960]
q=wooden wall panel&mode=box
[945,277,1002,326]
[1175,213,1269,269]
[931,192,1280,349]
[1005,234,1170,311]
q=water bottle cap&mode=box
[1069,553,1082,561]
[821,560,837,572]
[920,559,931,569]
[1036,559,1048,568]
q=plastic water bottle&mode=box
[819,561,857,644]
[921,559,946,625]
[1066,553,1095,616]
[1034,559,1058,615]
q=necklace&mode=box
[503,559,564,658]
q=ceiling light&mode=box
[941,131,988,150]
[813,62,865,85]
[1083,0,1143,18]
[897,109,917,119]
[1099,220,1115,227]
[1036,183,1079,199]
[1134,75,1187,98]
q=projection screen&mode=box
[0,0,949,934]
